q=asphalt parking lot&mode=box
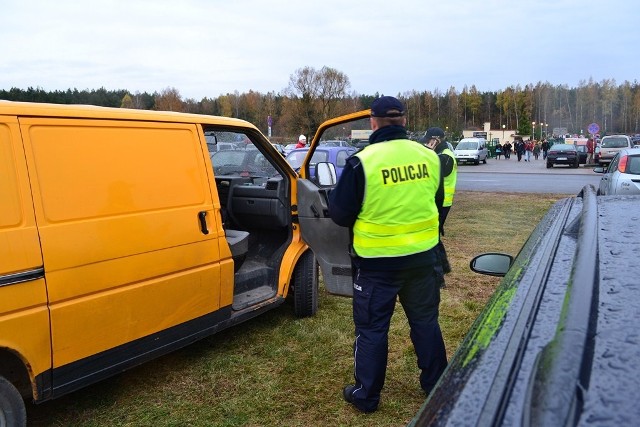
[457,156,596,175]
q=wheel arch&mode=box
[278,240,311,297]
[0,348,34,399]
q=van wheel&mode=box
[0,377,26,427]
[474,159,480,165]
[483,157,487,164]
[292,250,318,318]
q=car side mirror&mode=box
[470,253,513,277]
[593,166,606,174]
[315,162,337,186]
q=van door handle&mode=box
[198,211,209,235]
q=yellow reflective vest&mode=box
[353,139,441,258]
[441,147,457,207]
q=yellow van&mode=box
[0,101,364,425]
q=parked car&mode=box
[409,185,640,426]
[283,143,298,155]
[454,137,488,165]
[546,143,579,168]
[576,144,588,164]
[271,143,286,156]
[319,140,352,147]
[598,134,632,166]
[354,141,370,151]
[285,146,356,179]
[594,147,640,195]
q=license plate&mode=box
[557,157,567,160]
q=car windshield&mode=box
[285,149,329,169]
[456,141,478,150]
[601,137,628,148]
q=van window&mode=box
[208,131,278,178]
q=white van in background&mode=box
[454,137,489,165]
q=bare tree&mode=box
[154,87,183,112]
[285,66,351,136]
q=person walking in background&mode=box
[503,140,512,159]
[420,127,457,286]
[524,139,533,162]
[515,138,525,161]
[329,96,448,414]
[295,134,307,148]
[533,142,541,160]
[587,138,595,164]
[495,142,503,159]
[541,139,550,160]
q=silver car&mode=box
[595,147,640,195]
[597,134,632,166]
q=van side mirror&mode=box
[315,162,337,186]
[470,253,513,277]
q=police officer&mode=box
[328,96,448,413]
[420,127,458,278]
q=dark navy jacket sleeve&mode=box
[438,153,454,177]
[328,156,364,228]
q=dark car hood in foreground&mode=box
[410,186,640,426]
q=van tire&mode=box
[0,377,26,427]
[292,250,318,318]
[482,157,487,164]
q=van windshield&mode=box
[456,141,479,150]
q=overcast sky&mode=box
[2,0,638,100]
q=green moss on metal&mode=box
[461,269,521,367]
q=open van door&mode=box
[296,111,371,296]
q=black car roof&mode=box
[410,186,640,426]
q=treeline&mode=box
[3,73,639,142]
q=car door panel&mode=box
[295,110,372,297]
[297,178,353,296]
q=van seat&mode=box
[225,230,249,269]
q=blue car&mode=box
[285,146,356,179]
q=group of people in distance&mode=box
[495,137,544,161]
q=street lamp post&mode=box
[502,124,506,142]
[532,122,536,140]
[539,122,544,140]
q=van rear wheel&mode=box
[0,376,26,427]
[292,250,318,318]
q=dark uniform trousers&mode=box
[349,264,448,412]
